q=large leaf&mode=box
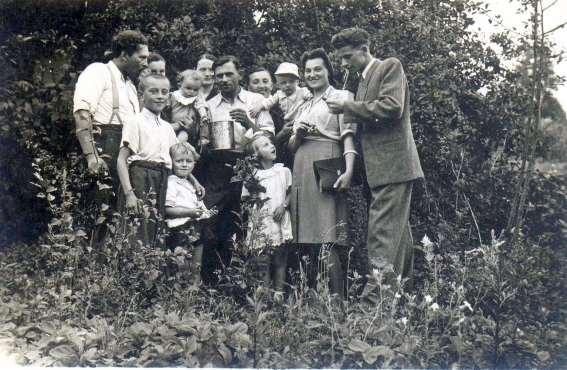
[347,338,371,353]
[49,344,79,366]
[363,345,394,365]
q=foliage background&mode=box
[0,0,565,367]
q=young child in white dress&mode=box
[242,134,292,301]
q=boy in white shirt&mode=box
[117,74,203,247]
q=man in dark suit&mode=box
[327,28,424,285]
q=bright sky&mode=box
[473,0,567,110]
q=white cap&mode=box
[274,62,300,78]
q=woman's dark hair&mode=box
[300,48,335,86]
[110,30,148,58]
[212,55,240,72]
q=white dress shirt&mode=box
[207,88,274,150]
[121,108,178,169]
[73,61,140,125]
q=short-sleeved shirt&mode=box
[121,108,178,168]
[73,61,140,125]
[165,174,206,228]
[293,85,357,143]
[207,88,275,150]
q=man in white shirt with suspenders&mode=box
[73,30,149,239]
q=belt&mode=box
[93,124,123,133]
[131,160,169,172]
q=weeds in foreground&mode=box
[0,157,565,367]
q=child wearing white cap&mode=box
[249,62,311,123]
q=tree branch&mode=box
[543,20,567,35]
[542,0,559,12]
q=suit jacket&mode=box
[343,57,423,187]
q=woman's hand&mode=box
[273,204,286,222]
[295,121,314,137]
[333,171,353,192]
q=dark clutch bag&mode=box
[313,157,345,192]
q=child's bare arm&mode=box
[187,174,206,199]
[117,146,142,214]
[165,206,204,219]
[273,186,292,223]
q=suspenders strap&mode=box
[106,64,124,125]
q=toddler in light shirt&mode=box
[170,70,211,149]
[249,62,311,123]
[165,142,216,286]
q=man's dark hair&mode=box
[331,27,370,49]
[199,53,216,62]
[138,74,170,92]
[111,30,148,58]
[300,48,335,86]
[213,55,241,72]
[148,52,166,64]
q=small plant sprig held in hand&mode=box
[231,155,268,209]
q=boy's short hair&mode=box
[111,30,148,58]
[213,55,241,72]
[300,48,335,86]
[331,27,370,49]
[178,69,202,85]
[138,74,170,92]
[148,52,166,64]
[170,141,200,162]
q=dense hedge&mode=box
[1,0,563,248]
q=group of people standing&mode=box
[72,27,423,301]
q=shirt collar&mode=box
[362,58,378,80]
[142,107,163,123]
[172,90,198,105]
[108,60,127,82]
[216,87,248,107]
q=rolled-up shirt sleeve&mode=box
[256,109,275,135]
[73,63,107,115]
[120,116,140,153]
